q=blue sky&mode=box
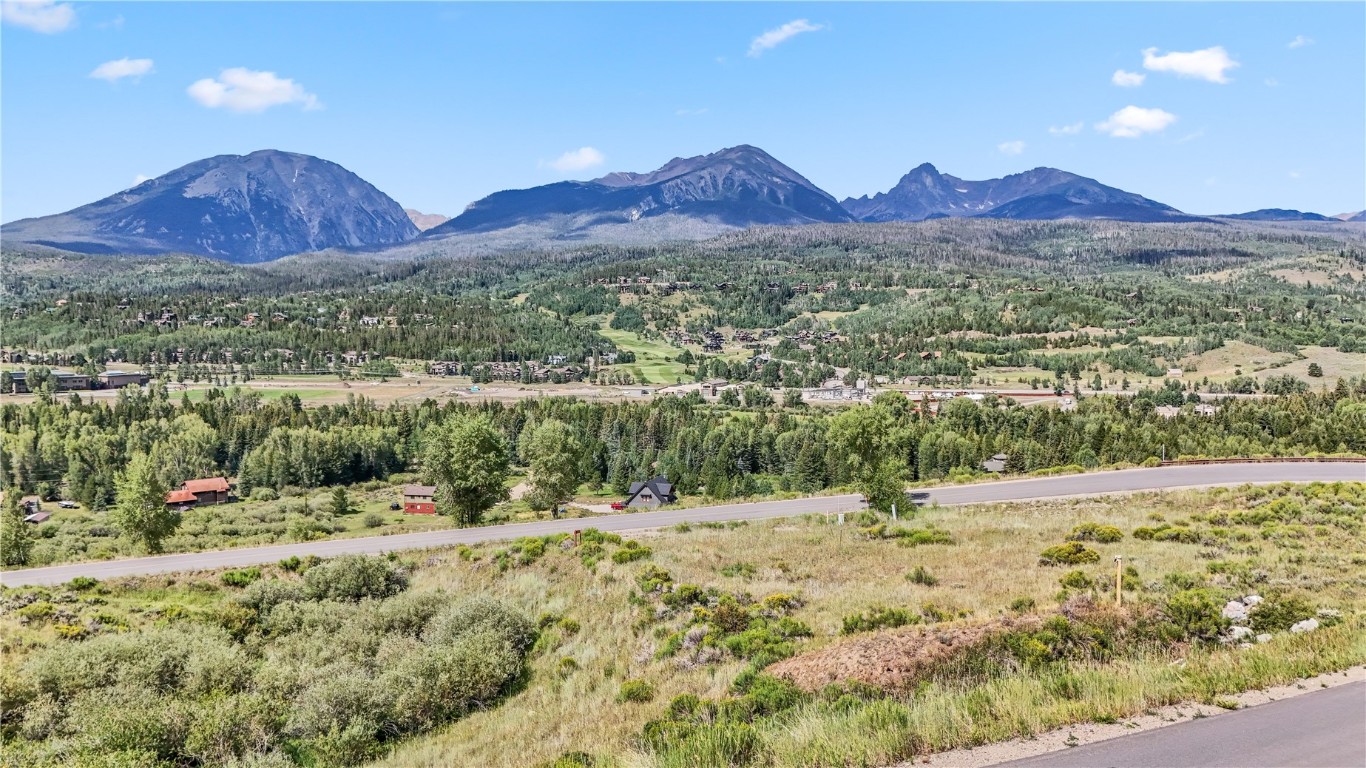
[2,1,1363,223]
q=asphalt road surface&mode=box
[995,681,1366,767]
[2,462,1360,587]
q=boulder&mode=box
[1223,601,1249,622]
[1242,594,1264,607]
[1229,626,1254,641]
[1256,634,1273,644]
[1289,618,1320,634]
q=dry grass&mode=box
[375,484,1366,767]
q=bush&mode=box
[906,565,939,586]
[618,679,655,703]
[362,512,384,528]
[67,576,100,591]
[1248,594,1316,633]
[1039,542,1101,566]
[1067,522,1124,543]
[302,555,407,602]
[1164,589,1229,641]
[612,541,653,563]
[1059,570,1093,590]
[221,568,262,588]
[841,606,919,635]
[426,596,537,654]
[249,487,279,502]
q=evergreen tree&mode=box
[330,486,356,516]
[1,491,33,566]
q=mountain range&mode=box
[3,146,1360,262]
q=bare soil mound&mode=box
[769,614,1043,692]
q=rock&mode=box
[1242,595,1263,607]
[1289,618,1320,634]
[1238,642,1254,650]
[1256,634,1273,644]
[1229,626,1254,641]
[1223,601,1249,622]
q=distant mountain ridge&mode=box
[404,209,450,231]
[1,150,418,263]
[423,145,853,240]
[1219,208,1332,222]
[842,163,1205,223]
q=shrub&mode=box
[302,555,407,602]
[618,679,655,703]
[249,487,279,502]
[1164,589,1229,642]
[221,567,262,588]
[362,512,384,528]
[1248,594,1316,633]
[1039,542,1101,566]
[612,541,653,563]
[721,562,757,579]
[1067,522,1124,543]
[1059,570,1093,590]
[841,606,919,635]
[906,565,938,586]
[67,576,100,591]
[1009,597,1037,613]
[426,596,537,654]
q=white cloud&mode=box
[133,174,151,185]
[1096,106,1177,138]
[187,68,321,113]
[997,140,1025,156]
[90,58,154,83]
[1112,69,1146,87]
[675,107,709,117]
[1142,46,1239,84]
[1048,122,1084,136]
[548,147,605,173]
[1288,170,1302,179]
[1176,129,1205,144]
[748,19,823,58]
[1,0,75,33]
[1288,35,1313,49]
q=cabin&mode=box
[624,475,676,509]
[164,489,198,508]
[181,477,232,505]
[403,484,437,514]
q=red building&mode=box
[181,477,232,505]
[164,489,198,508]
[403,484,436,514]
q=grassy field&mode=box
[599,325,691,385]
[373,482,1365,767]
[3,483,1362,767]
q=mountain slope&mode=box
[842,164,1202,223]
[1,150,419,263]
[424,145,853,240]
[404,209,450,231]
[1219,209,1331,222]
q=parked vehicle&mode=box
[389,502,401,511]
[58,501,78,509]
[610,502,626,510]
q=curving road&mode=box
[2,462,1360,588]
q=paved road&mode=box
[2,462,1360,587]
[995,681,1366,767]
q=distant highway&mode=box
[994,681,1366,767]
[1,462,1360,587]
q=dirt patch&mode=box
[769,614,1042,692]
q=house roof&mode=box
[403,484,437,497]
[183,477,230,493]
[627,475,675,502]
[23,512,50,524]
[165,489,198,504]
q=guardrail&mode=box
[1161,457,1366,466]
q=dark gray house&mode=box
[624,475,677,509]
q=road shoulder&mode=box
[903,665,1365,768]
